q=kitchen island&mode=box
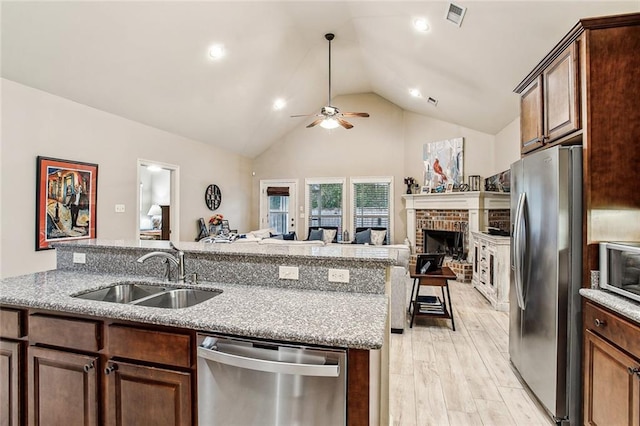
[0,239,399,425]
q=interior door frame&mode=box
[259,179,298,236]
[137,159,180,242]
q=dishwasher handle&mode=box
[197,346,340,377]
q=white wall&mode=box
[494,116,521,172]
[402,111,496,189]
[0,79,252,278]
[252,93,502,243]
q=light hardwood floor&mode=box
[389,279,553,426]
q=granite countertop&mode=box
[579,288,640,324]
[0,270,387,350]
[55,239,405,265]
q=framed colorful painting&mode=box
[423,137,464,189]
[36,156,98,250]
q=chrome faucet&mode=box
[137,243,186,283]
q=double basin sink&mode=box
[73,281,222,309]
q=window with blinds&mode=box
[267,186,289,234]
[352,181,391,231]
[308,182,343,236]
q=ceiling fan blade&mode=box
[290,113,315,118]
[306,118,324,128]
[337,118,354,129]
[341,112,370,118]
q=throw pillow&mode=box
[308,229,324,241]
[282,232,296,241]
[321,228,337,244]
[354,228,372,244]
[371,229,387,245]
[270,234,284,240]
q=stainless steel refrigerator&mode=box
[509,145,583,425]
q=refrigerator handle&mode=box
[513,192,527,309]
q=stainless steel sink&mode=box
[133,288,222,309]
[74,282,167,303]
[73,282,222,309]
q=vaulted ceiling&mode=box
[2,1,638,158]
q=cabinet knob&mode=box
[83,361,95,373]
[594,318,606,327]
[104,364,118,375]
[628,367,640,376]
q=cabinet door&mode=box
[1,340,22,426]
[28,346,99,426]
[543,43,580,142]
[105,361,191,426]
[583,329,640,426]
[519,76,544,154]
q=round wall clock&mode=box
[205,184,222,211]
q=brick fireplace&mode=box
[402,192,510,282]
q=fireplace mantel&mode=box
[402,191,510,211]
[402,191,510,250]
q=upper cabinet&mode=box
[516,38,581,155]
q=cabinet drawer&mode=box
[108,324,192,368]
[29,314,102,352]
[584,301,640,358]
[0,308,25,338]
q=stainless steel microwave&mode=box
[600,242,640,303]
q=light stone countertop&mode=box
[579,288,640,324]
[0,270,387,350]
[55,238,406,265]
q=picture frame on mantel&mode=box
[35,156,98,250]
[421,185,431,194]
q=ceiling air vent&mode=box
[445,3,467,27]
[427,97,439,107]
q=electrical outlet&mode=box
[73,252,86,264]
[328,268,349,283]
[115,204,125,213]
[279,266,299,280]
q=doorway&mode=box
[137,160,180,242]
[259,179,297,237]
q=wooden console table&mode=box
[409,267,457,330]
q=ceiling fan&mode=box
[291,33,369,130]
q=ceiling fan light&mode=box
[320,118,339,129]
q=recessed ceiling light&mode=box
[413,18,430,32]
[208,44,225,60]
[409,88,422,98]
[273,98,286,110]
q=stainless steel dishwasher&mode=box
[197,333,347,425]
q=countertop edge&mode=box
[0,270,387,350]
[579,288,640,324]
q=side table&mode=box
[409,267,457,330]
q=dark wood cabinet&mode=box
[543,42,580,143]
[28,346,99,426]
[519,76,544,154]
[24,312,195,425]
[1,340,22,426]
[105,361,191,426]
[517,40,580,155]
[583,302,640,426]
